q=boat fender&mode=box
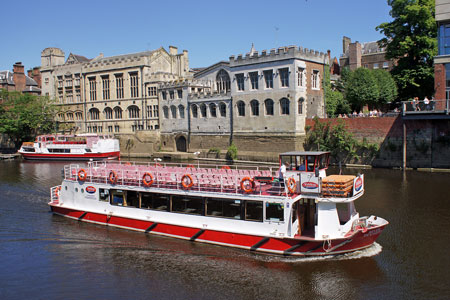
[109,170,118,184]
[142,172,154,187]
[287,178,297,194]
[78,169,87,181]
[181,174,194,189]
[240,177,254,193]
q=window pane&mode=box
[245,200,263,222]
[207,198,241,219]
[266,203,284,222]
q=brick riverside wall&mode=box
[434,63,446,101]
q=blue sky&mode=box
[1,0,391,72]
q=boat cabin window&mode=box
[99,188,109,202]
[111,190,124,206]
[206,198,241,219]
[171,195,203,215]
[265,202,284,222]
[127,191,139,208]
[141,193,168,211]
[86,149,92,152]
[306,155,316,172]
[245,200,263,222]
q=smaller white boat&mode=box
[18,134,120,161]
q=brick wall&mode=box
[434,63,446,100]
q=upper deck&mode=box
[64,155,364,202]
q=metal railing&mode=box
[402,99,449,115]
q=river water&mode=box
[0,159,449,300]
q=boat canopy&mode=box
[279,151,330,173]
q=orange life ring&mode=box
[54,186,61,197]
[125,162,131,166]
[108,170,118,184]
[287,177,297,194]
[186,164,195,168]
[78,169,87,181]
[221,165,231,170]
[155,163,162,167]
[181,174,194,189]
[240,176,254,193]
[142,172,154,187]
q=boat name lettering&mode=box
[363,228,381,237]
[302,182,319,189]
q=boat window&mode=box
[110,190,124,206]
[75,188,78,192]
[206,198,241,219]
[140,192,168,211]
[245,200,263,222]
[266,202,284,222]
[81,188,84,193]
[291,202,298,224]
[99,188,109,202]
[336,203,355,225]
[306,155,316,172]
[171,195,203,215]
[295,156,306,171]
[319,155,327,169]
[126,191,139,208]
[86,149,92,152]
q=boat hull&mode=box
[49,204,387,256]
[20,151,120,161]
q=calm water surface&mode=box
[0,160,449,300]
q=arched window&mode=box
[178,105,185,119]
[104,107,113,119]
[265,99,274,116]
[191,104,198,118]
[250,100,259,116]
[209,103,217,117]
[200,104,207,118]
[170,105,177,119]
[113,106,122,119]
[89,108,100,120]
[298,97,305,115]
[219,102,226,117]
[237,101,245,116]
[216,69,230,93]
[163,106,169,119]
[66,112,74,121]
[128,105,140,118]
[280,98,290,115]
[75,112,83,120]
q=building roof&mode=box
[0,70,14,85]
[0,70,39,92]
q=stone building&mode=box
[434,0,450,100]
[40,46,189,135]
[0,62,41,95]
[339,36,395,71]
[160,45,328,159]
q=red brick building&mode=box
[0,62,41,95]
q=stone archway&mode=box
[176,135,187,152]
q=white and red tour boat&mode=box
[19,134,120,161]
[49,151,388,256]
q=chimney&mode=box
[169,46,178,55]
[27,69,32,77]
[32,67,42,88]
[13,62,26,92]
[343,36,351,53]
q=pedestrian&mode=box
[278,162,289,186]
[424,96,430,111]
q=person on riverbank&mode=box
[424,96,430,111]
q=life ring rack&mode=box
[287,177,297,194]
[240,176,255,193]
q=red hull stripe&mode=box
[50,205,386,256]
[21,151,120,160]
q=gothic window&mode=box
[114,106,122,119]
[219,102,226,117]
[177,89,183,99]
[115,74,124,99]
[298,98,304,115]
[265,99,274,116]
[280,98,290,115]
[75,112,83,120]
[236,73,244,91]
[104,107,113,119]
[163,106,169,119]
[249,72,259,90]
[312,70,319,89]
[216,69,231,93]
[178,105,185,119]
[88,77,97,100]
[128,105,140,119]
[297,67,305,87]
[264,70,273,89]
[102,75,110,100]
[209,103,217,117]
[129,72,139,98]
[237,101,245,117]
[279,68,289,87]
[250,100,259,116]
[200,104,207,118]
[170,105,177,119]
[89,108,100,120]
[191,104,198,118]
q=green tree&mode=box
[345,68,379,112]
[376,0,437,101]
[373,69,398,106]
[0,90,57,147]
[324,65,350,117]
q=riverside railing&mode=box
[402,99,449,115]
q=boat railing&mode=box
[66,164,285,197]
[50,185,61,204]
[351,216,368,231]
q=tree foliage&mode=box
[376,0,437,100]
[324,65,350,117]
[0,90,57,147]
[345,68,379,111]
[373,69,398,105]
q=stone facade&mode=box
[160,45,328,158]
[339,36,395,71]
[40,46,189,135]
